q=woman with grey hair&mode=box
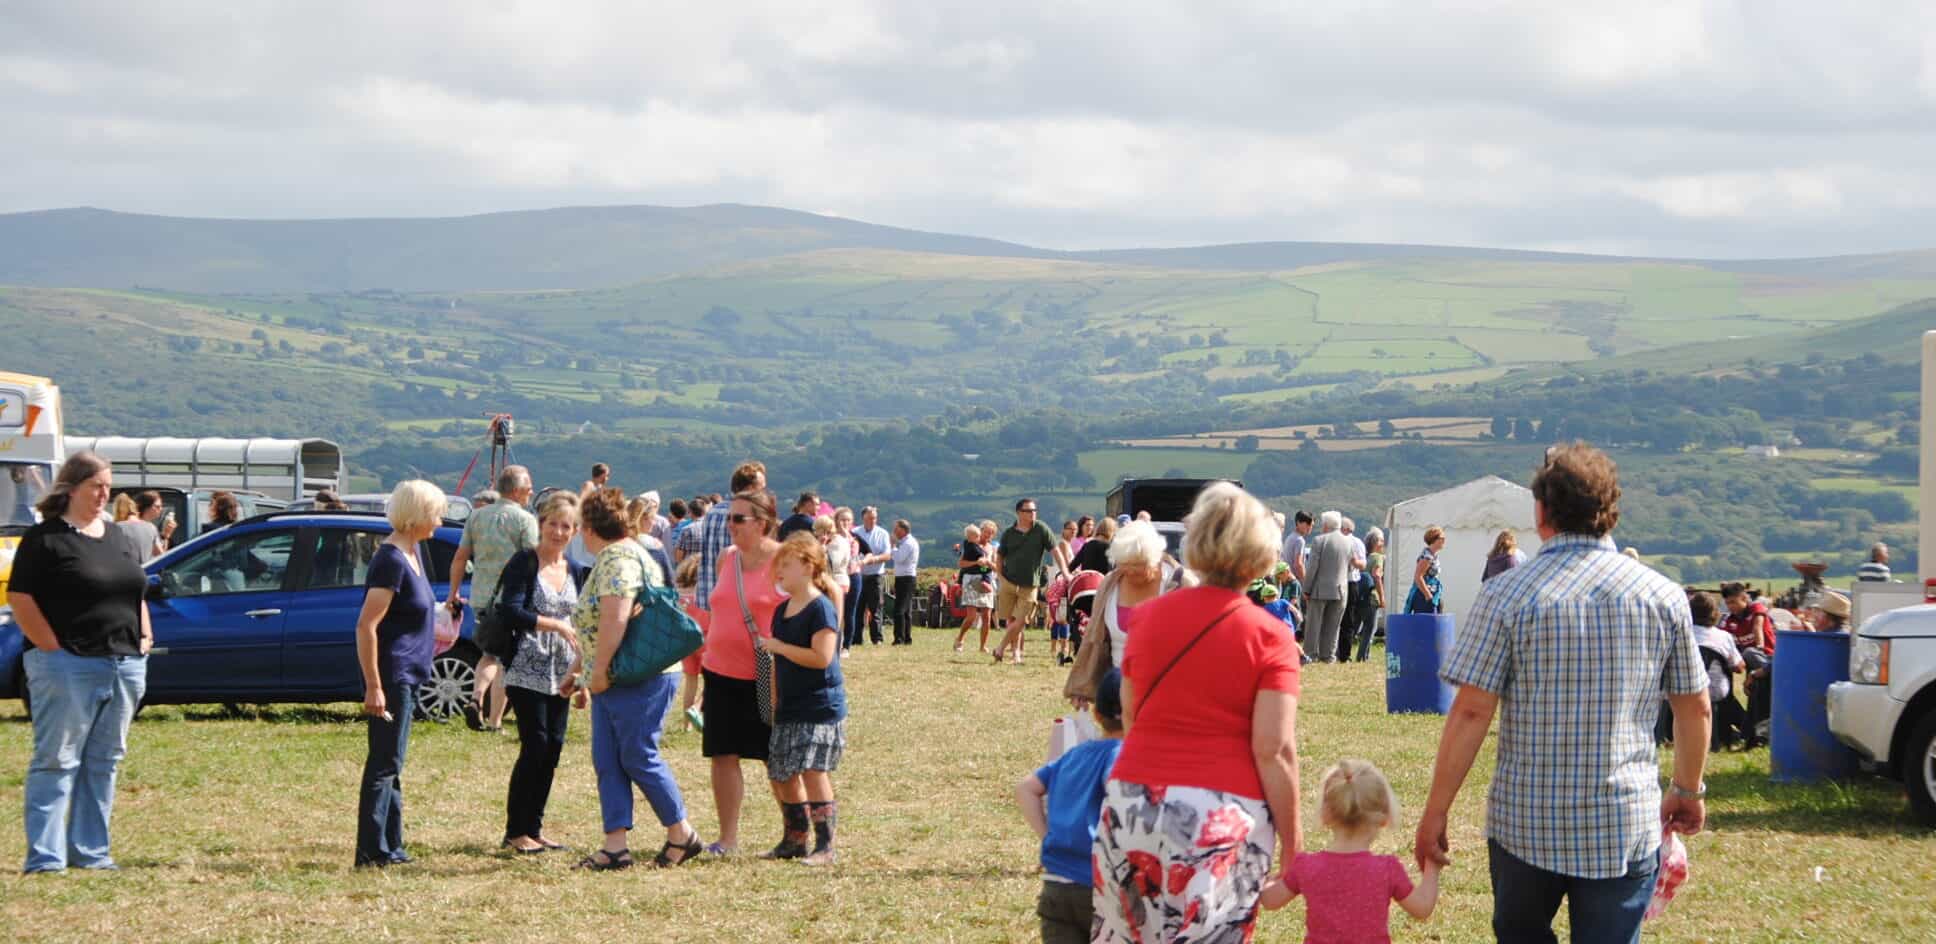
[1063,521,1169,706]
[1352,527,1388,662]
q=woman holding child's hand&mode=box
[1091,483,1303,943]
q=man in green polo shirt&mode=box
[990,497,1071,665]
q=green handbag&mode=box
[607,547,705,687]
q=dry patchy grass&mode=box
[1,632,1931,942]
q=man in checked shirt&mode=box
[1416,443,1710,944]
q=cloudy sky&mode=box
[5,1,1936,258]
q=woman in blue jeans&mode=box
[7,452,150,874]
[572,487,704,870]
[352,479,448,868]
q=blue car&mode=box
[0,511,479,719]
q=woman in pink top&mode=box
[701,488,785,856]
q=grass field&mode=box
[1,630,1930,942]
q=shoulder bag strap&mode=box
[733,549,761,640]
[1137,599,1245,710]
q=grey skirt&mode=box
[960,574,995,609]
[766,720,846,781]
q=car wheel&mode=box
[417,645,478,721]
[1907,709,1936,828]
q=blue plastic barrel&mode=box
[1385,614,1456,714]
[1770,630,1857,783]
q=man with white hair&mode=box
[1303,511,1353,663]
[1857,543,1891,582]
[1336,517,1370,662]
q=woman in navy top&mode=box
[352,480,447,868]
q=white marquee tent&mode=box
[1382,476,1541,620]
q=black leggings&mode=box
[504,686,569,841]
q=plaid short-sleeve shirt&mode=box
[1441,533,1706,879]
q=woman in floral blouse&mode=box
[570,487,703,871]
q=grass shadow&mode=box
[1702,762,1922,837]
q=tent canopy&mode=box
[1382,476,1541,620]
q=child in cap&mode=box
[1016,669,1125,944]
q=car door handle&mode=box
[244,609,283,618]
[149,647,170,655]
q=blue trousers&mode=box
[355,680,416,866]
[1488,839,1657,944]
[843,574,863,649]
[590,673,686,834]
[23,648,146,873]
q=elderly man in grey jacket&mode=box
[1303,511,1354,663]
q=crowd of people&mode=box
[20,441,1883,942]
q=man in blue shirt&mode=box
[1017,670,1124,944]
[852,506,893,646]
[1418,444,1709,944]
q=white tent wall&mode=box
[1382,476,1542,621]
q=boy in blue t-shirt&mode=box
[1015,670,1125,944]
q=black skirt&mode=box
[701,669,772,760]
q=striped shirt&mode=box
[1442,533,1706,879]
[693,503,734,612]
[1856,561,1891,582]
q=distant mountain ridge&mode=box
[7,203,1936,294]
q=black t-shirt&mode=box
[1072,538,1114,575]
[8,517,147,657]
[958,541,990,578]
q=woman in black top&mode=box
[1071,515,1118,574]
[6,452,151,874]
[952,524,996,653]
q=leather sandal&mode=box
[654,830,704,868]
[574,848,633,871]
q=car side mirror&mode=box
[146,575,169,600]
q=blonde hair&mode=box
[1318,758,1398,832]
[1094,516,1119,540]
[813,515,836,538]
[1181,482,1281,590]
[387,480,447,536]
[1489,530,1517,559]
[977,518,997,534]
[625,497,652,537]
[834,506,854,526]
[1423,526,1446,547]
[112,493,137,522]
[963,523,981,541]
[774,532,841,599]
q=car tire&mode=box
[416,644,479,721]
[1906,709,1936,828]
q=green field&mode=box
[1,632,1928,942]
[1077,447,1258,486]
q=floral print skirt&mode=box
[1092,779,1275,943]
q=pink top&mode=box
[1283,851,1415,944]
[704,546,783,680]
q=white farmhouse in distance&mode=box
[1746,444,1781,459]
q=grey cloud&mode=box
[2,0,1935,257]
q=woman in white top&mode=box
[813,515,850,636]
[1062,521,1169,708]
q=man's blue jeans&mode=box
[23,648,146,873]
[1488,839,1657,944]
[590,673,686,833]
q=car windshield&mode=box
[1,462,50,531]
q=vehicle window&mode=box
[163,529,296,597]
[304,529,385,590]
[421,538,457,584]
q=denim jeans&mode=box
[1488,839,1657,944]
[590,673,686,833]
[843,574,863,649]
[1353,606,1381,662]
[504,686,569,842]
[355,680,416,867]
[23,648,146,873]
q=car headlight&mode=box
[1851,636,1890,685]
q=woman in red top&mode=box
[702,488,785,856]
[1094,482,1303,944]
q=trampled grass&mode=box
[2,631,1931,942]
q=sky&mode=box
[5,1,1936,258]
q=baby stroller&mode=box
[1048,570,1104,659]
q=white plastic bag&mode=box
[1644,830,1689,920]
[433,604,460,656]
[1046,712,1101,762]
